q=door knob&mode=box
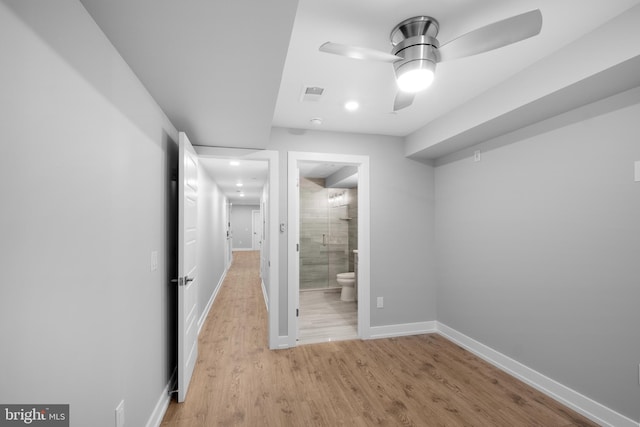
[171,276,194,286]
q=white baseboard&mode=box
[198,268,227,335]
[436,322,638,427]
[273,336,291,349]
[261,279,268,312]
[368,321,437,340]
[145,368,177,427]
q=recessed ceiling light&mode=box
[236,183,243,187]
[229,161,240,166]
[344,101,359,112]
[239,193,245,197]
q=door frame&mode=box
[287,151,371,347]
[194,146,279,350]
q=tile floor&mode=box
[298,289,357,345]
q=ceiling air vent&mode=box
[300,86,324,102]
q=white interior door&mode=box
[226,203,233,267]
[252,210,262,250]
[177,132,199,402]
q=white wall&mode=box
[0,2,178,426]
[268,128,436,336]
[434,96,640,422]
[197,167,228,328]
[231,204,259,250]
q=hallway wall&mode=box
[231,204,260,250]
[0,2,178,426]
[197,167,229,328]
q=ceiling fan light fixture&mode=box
[318,11,543,111]
[391,28,439,94]
[396,61,435,93]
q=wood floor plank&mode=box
[161,251,599,426]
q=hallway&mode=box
[161,251,596,426]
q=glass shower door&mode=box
[299,177,350,290]
[327,201,349,287]
[299,178,330,290]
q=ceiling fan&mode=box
[319,9,543,111]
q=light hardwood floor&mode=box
[161,251,598,426]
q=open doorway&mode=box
[195,147,279,349]
[296,163,359,344]
[288,152,370,346]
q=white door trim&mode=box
[287,151,371,347]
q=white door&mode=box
[226,202,233,268]
[177,132,199,402]
[252,210,262,250]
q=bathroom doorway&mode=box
[288,152,370,346]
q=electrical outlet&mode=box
[115,400,125,427]
[377,297,384,308]
[473,150,482,162]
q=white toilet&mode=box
[337,272,356,302]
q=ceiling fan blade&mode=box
[393,91,415,111]
[319,42,402,63]
[438,9,542,62]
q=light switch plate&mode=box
[634,161,640,182]
[377,297,384,308]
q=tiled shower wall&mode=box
[299,177,357,290]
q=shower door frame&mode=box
[287,151,371,346]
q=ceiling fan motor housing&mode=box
[390,16,441,85]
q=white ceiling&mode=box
[80,0,298,149]
[80,0,640,201]
[299,162,359,189]
[199,158,268,205]
[273,0,640,136]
